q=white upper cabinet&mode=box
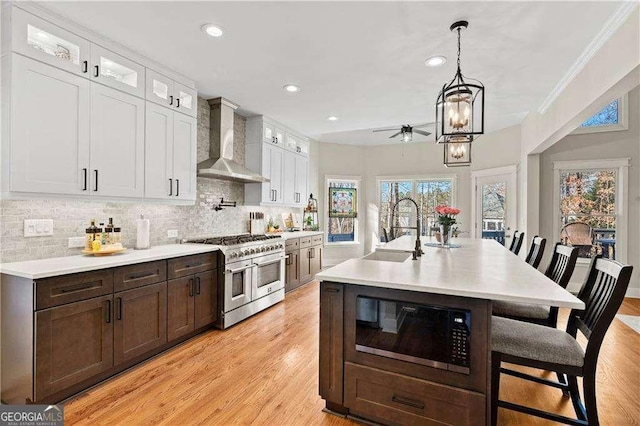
[90,84,145,198]
[174,82,197,118]
[90,44,145,98]
[9,8,91,77]
[285,132,310,157]
[8,54,91,195]
[261,121,285,147]
[294,155,309,206]
[145,69,174,108]
[283,151,297,205]
[172,113,197,200]
[145,102,174,199]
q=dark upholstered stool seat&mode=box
[492,317,584,367]
[492,301,550,320]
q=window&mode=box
[326,177,359,244]
[572,95,628,134]
[554,159,630,262]
[378,177,455,241]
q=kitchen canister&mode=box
[135,214,150,250]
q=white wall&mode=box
[317,125,522,265]
[538,87,640,295]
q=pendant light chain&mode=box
[457,27,462,73]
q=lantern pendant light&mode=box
[436,20,484,146]
[443,141,472,167]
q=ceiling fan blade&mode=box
[372,128,399,133]
[388,131,402,138]
[413,129,432,137]
[412,122,435,129]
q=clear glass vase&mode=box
[439,225,453,248]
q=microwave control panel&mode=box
[449,310,471,373]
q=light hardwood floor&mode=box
[64,282,640,425]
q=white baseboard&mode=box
[625,287,640,298]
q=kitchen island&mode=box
[316,236,583,425]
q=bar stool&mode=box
[509,231,525,255]
[491,255,633,426]
[525,236,547,269]
[493,243,578,327]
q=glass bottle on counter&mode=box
[85,219,98,250]
[105,218,114,245]
[99,223,107,245]
[112,227,122,247]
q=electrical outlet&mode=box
[68,237,86,248]
[24,219,54,237]
[167,230,178,238]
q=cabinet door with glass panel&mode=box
[146,69,175,108]
[174,82,197,118]
[90,44,145,98]
[10,7,91,77]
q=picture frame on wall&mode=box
[329,187,357,218]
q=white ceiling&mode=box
[40,1,624,145]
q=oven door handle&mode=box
[253,258,283,267]
[226,265,254,274]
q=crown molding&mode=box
[537,2,639,114]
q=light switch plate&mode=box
[167,230,178,238]
[68,237,86,248]
[24,219,54,237]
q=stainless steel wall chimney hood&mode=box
[197,97,268,183]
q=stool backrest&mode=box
[545,243,579,288]
[568,256,633,367]
[509,231,525,255]
[525,236,546,269]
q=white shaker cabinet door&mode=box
[294,155,308,206]
[145,102,174,199]
[173,82,197,118]
[11,8,91,77]
[10,54,91,195]
[90,83,145,198]
[172,113,197,201]
[90,44,145,98]
[282,151,296,205]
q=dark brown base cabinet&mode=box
[285,233,323,293]
[1,252,218,404]
[319,282,491,426]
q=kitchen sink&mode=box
[361,251,411,263]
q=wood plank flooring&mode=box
[63,282,640,425]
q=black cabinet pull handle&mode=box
[93,170,99,191]
[189,278,194,297]
[59,282,95,293]
[116,297,123,320]
[324,288,340,293]
[169,95,174,106]
[176,98,181,108]
[169,178,173,196]
[127,271,156,280]
[186,262,204,268]
[82,168,87,191]
[94,65,99,77]
[176,179,179,196]
[83,61,88,73]
[392,395,425,410]
[196,277,201,295]
[106,299,111,323]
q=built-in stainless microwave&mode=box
[355,296,471,374]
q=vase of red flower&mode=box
[435,205,460,248]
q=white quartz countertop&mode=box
[0,244,219,280]
[276,231,324,240]
[316,236,584,309]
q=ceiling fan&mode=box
[372,123,434,142]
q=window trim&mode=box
[553,158,630,263]
[325,175,361,246]
[571,95,628,135]
[376,174,458,242]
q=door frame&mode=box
[471,165,518,240]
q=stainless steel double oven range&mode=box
[182,234,285,328]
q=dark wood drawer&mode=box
[36,270,114,310]
[168,253,217,279]
[285,238,300,252]
[114,260,167,292]
[299,237,313,249]
[311,235,323,246]
[344,362,485,426]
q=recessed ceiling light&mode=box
[283,84,300,93]
[425,55,447,67]
[201,24,224,38]
[327,116,338,121]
